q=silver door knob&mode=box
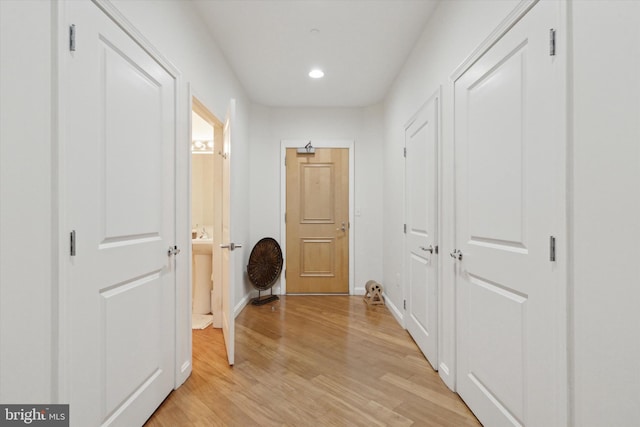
[220,242,243,251]
[336,222,346,232]
[450,249,462,260]
[420,245,434,254]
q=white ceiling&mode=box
[191,0,439,107]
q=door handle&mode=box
[167,245,180,256]
[220,243,243,251]
[420,245,434,254]
[336,222,346,232]
[450,249,462,260]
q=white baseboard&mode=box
[354,286,366,296]
[234,291,256,317]
[385,293,404,328]
[175,361,191,389]
[439,362,455,391]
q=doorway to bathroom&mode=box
[190,97,228,359]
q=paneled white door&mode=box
[220,100,236,366]
[65,2,176,425]
[454,2,563,426]
[404,92,439,370]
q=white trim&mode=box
[439,361,452,391]
[439,362,450,377]
[174,84,193,389]
[54,0,67,403]
[384,293,404,326]
[180,361,191,376]
[353,286,366,296]
[234,291,256,317]
[435,85,445,384]
[446,77,458,393]
[556,3,569,425]
[450,0,538,82]
[92,0,181,77]
[279,139,355,295]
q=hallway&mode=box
[145,296,480,426]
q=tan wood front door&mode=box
[286,148,349,293]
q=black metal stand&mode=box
[251,288,280,306]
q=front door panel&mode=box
[286,148,349,293]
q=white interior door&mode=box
[454,2,563,426]
[212,114,223,329]
[64,1,176,425]
[220,100,236,365]
[404,92,439,370]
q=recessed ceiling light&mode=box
[309,69,324,79]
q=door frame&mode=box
[402,86,442,368]
[56,0,187,402]
[280,140,355,295]
[449,0,568,422]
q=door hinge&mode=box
[285,269,287,278]
[549,236,556,261]
[69,24,76,52]
[70,230,76,256]
[284,156,286,166]
[403,224,407,234]
[434,245,439,255]
[549,29,556,56]
[404,299,406,310]
[403,147,407,158]
[284,212,287,223]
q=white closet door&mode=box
[405,92,439,370]
[65,2,176,425]
[454,1,564,426]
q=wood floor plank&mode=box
[311,375,413,427]
[145,296,480,426]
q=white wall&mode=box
[571,1,640,425]
[0,0,55,403]
[382,0,519,388]
[249,105,384,294]
[191,154,215,235]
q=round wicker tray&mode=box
[247,237,283,291]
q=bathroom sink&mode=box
[192,238,213,255]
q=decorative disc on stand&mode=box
[247,237,283,305]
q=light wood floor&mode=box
[145,296,481,426]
